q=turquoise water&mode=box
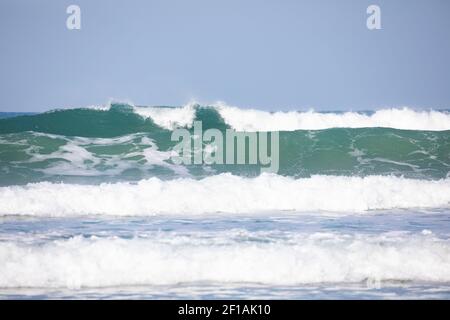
[0,105,449,299]
[1,106,449,186]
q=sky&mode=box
[0,0,449,112]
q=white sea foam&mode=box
[1,232,449,288]
[0,174,449,216]
[85,101,196,129]
[85,101,450,131]
[20,132,187,176]
[214,103,450,131]
[133,103,196,130]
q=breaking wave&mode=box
[1,102,450,135]
[0,174,449,216]
[1,231,449,288]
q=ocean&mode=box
[0,103,449,299]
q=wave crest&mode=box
[1,232,449,288]
[214,103,450,131]
[0,174,449,216]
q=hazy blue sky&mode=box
[0,0,449,112]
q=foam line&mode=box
[0,174,449,216]
[1,232,449,288]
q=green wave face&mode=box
[278,128,449,178]
[0,104,449,185]
[0,104,168,138]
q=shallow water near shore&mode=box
[1,209,449,299]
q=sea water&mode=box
[0,103,449,299]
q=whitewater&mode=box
[134,102,450,131]
[0,103,449,299]
[0,175,450,216]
